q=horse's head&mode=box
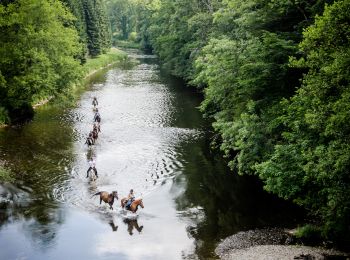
[112,191,118,200]
[138,199,144,208]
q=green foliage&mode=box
[295,224,322,240]
[62,0,111,58]
[256,0,350,239]
[106,0,135,41]
[0,0,83,123]
[0,166,13,182]
[83,0,111,57]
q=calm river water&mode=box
[0,50,301,259]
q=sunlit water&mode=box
[0,50,301,259]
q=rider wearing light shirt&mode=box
[86,158,98,178]
[125,189,135,208]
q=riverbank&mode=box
[215,229,349,259]
[33,48,127,107]
[82,47,127,79]
[0,48,127,127]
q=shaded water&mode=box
[0,50,301,259]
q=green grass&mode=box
[0,166,14,182]
[114,40,141,49]
[83,48,128,75]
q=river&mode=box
[0,50,301,259]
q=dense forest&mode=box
[0,0,111,124]
[0,0,349,245]
[105,0,350,243]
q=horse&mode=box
[93,123,100,133]
[85,135,94,146]
[92,128,98,142]
[92,191,118,210]
[86,166,98,180]
[121,198,144,213]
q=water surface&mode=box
[0,50,301,259]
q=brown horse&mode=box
[92,128,98,142]
[121,198,144,213]
[92,191,118,210]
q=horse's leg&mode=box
[100,198,102,204]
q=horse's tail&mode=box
[91,191,101,198]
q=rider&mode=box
[92,97,98,108]
[86,158,98,178]
[125,189,135,209]
[85,132,94,146]
[93,122,100,133]
[94,108,101,123]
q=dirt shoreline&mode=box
[215,228,349,260]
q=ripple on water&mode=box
[51,59,202,215]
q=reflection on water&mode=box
[124,218,143,235]
[0,49,302,259]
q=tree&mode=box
[256,0,350,239]
[0,0,83,123]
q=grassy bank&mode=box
[0,48,127,127]
[114,40,141,49]
[32,48,127,107]
[83,47,127,77]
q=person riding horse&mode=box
[93,122,101,133]
[92,97,98,108]
[92,127,98,141]
[94,109,101,123]
[125,189,135,209]
[85,132,94,146]
[86,158,98,178]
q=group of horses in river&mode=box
[85,97,144,214]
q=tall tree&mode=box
[256,0,350,239]
[0,0,83,123]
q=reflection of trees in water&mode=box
[174,135,303,258]
[0,184,64,249]
[123,218,143,236]
[0,108,75,249]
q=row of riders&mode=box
[86,97,144,213]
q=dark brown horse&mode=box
[92,191,118,210]
[92,127,98,142]
[121,198,144,213]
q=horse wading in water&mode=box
[85,132,94,146]
[92,191,118,210]
[92,128,98,143]
[121,198,144,213]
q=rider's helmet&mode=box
[130,189,133,193]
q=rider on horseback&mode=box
[85,132,94,146]
[86,158,98,178]
[125,189,135,209]
[94,108,101,123]
[92,97,98,108]
[93,122,100,133]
